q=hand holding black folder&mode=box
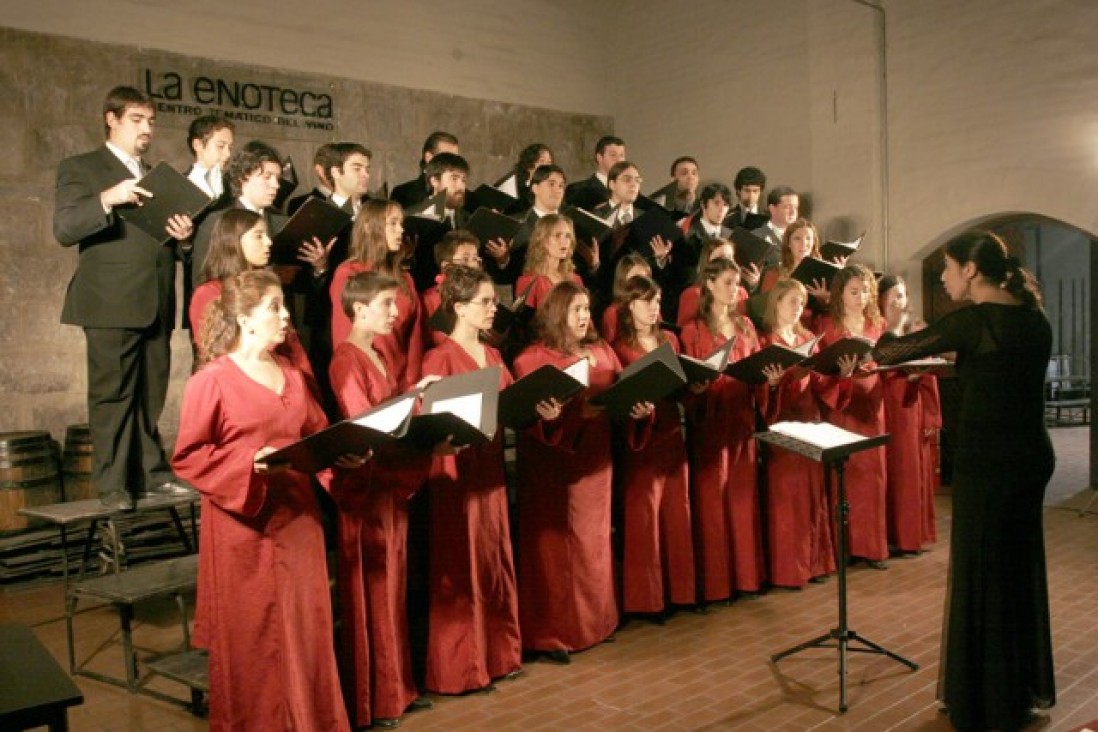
[591,342,688,419]
[790,257,842,293]
[271,198,352,265]
[730,226,773,273]
[499,359,589,429]
[819,233,865,263]
[465,207,522,247]
[678,338,736,384]
[117,162,212,244]
[725,335,821,384]
[802,336,875,376]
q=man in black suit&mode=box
[484,164,568,287]
[54,86,196,510]
[181,115,234,331]
[390,130,459,209]
[724,166,768,230]
[751,185,800,271]
[564,135,626,211]
[286,142,339,216]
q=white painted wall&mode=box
[0,0,612,115]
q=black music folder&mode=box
[591,342,688,418]
[621,206,686,254]
[258,390,421,473]
[466,207,522,246]
[402,366,502,448]
[271,197,353,265]
[724,335,821,384]
[730,226,773,272]
[790,256,843,290]
[428,279,536,336]
[820,233,865,262]
[678,337,736,383]
[563,206,614,244]
[466,183,522,215]
[499,359,589,429]
[118,162,212,244]
[803,336,875,375]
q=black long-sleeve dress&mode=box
[873,302,1055,732]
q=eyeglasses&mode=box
[451,255,482,265]
[616,174,643,184]
[466,297,499,308]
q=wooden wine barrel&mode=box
[62,423,97,502]
[0,431,62,534]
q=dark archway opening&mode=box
[917,214,1094,490]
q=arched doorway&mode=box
[914,214,1095,492]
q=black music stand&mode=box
[757,424,918,713]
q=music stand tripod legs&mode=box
[770,458,918,713]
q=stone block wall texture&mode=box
[0,25,610,448]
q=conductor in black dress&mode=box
[53,86,196,510]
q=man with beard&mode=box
[54,86,196,510]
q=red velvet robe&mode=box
[600,305,620,344]
[758,332,837,587]
[329,342,431,725]
[680,319,766,598]
[675,285,749,329]
[512,342,627,651]
[610,333,695,611]
[172,356,349,732]
[882,369,942,552]
[330,262,424,388]
[421,338,522,693]
[189,279,317,391]
[515,272,582,310]
[815,317,889,562]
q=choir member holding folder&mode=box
[814,265,890,569]
[173,271,352,731]
[421,266,524,694]
[611,276,696,619]
[421,230,482,347]
[758,279,840,589]
[513,281,653,663]
[188,208,317,392]
[676,238,749,328]
[329,272,440,729]
[876,275,941,554]
[680,258,767,601]
[331,199,425,388]
[515,214,585,309]
[751,218,831,329]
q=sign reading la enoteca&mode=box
[142,68,336,130]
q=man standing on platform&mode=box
[53,86,195,511]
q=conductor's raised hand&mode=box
[101,179,152,209]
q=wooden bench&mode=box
[71,554,197,700]
[145,648,209,716]
[0,623,83,731]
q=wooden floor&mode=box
[2,426,1096,732]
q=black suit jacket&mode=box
[565,174,610,212]
[55,146,177,330]
[391,174,430,209]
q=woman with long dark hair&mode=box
[873,231,1054,732]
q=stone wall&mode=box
[0,26,610,447]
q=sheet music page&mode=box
[705,345,731,368]
[877,357,951,371]
[793,334,822,357]
[563,358,590,386]
[770,421,868,449]
[430,393,482,427]
[497,175,519,198]
[353,395,416,433]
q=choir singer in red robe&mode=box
[513,281,654,663]
[173,270,352,731]
[421,265,525,694]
